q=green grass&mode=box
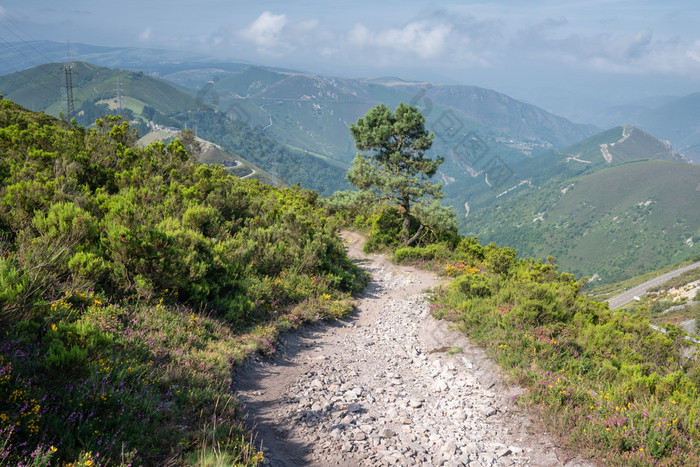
[0,287,362,465]
[94,96,147,115]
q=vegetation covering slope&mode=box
[450,125,695,284]
[430,244,700,465]
[0,61,196,131]
[0,99,365,465]
[465,160,699,283]
[204,66,596,165]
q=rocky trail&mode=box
[233,232,591,466]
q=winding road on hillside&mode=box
[606,261,700,310]
[233,232,591,466]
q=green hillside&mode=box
[0,61,197,125]
[464,160,699,283]
[0,62,351,196]
[443,125,684,227]
[507,125,683,186]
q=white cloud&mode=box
[349,21,451,59]
[240,11,289,50]
[513,19,700,76]
[346,12,501,66]
[139,27,152,42]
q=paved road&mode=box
[607,261,700,309]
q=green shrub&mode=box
[364,206,403,252]
[394,242,450,263]
[0,256,26,313]
[451,272,492,298]
[44,339,88,373]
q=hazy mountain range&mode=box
[0,40,697,284]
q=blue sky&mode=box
[2,1,700,118]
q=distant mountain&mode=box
[0,42,600,193]
[450,126,696,283]
[587,95,679,129]
[586,92,700,162]
[633,93,700,151]
[0,40,249,77]
[390,83,598,149]
[204,66,598,170]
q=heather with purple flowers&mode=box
[433,247,700,465]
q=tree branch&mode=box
[406,224,424,246]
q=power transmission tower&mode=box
[63,63,75,120]
[62,41,75,121]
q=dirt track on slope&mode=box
[232,232,593,466]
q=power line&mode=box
[0,55,60,98]
[0,16,56,65]
[0,17,97,72]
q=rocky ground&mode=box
[233,232,592,466]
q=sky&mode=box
[2,1,700,120]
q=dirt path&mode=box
[233,232,591,466]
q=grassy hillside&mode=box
[464,160,699,283]
[442,125,682,231]
[0,100,365,465]
[0,61,197,123]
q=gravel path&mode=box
[233,232,592,466]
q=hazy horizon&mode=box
[3,1,700,122]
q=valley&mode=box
[2,51,696,285]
